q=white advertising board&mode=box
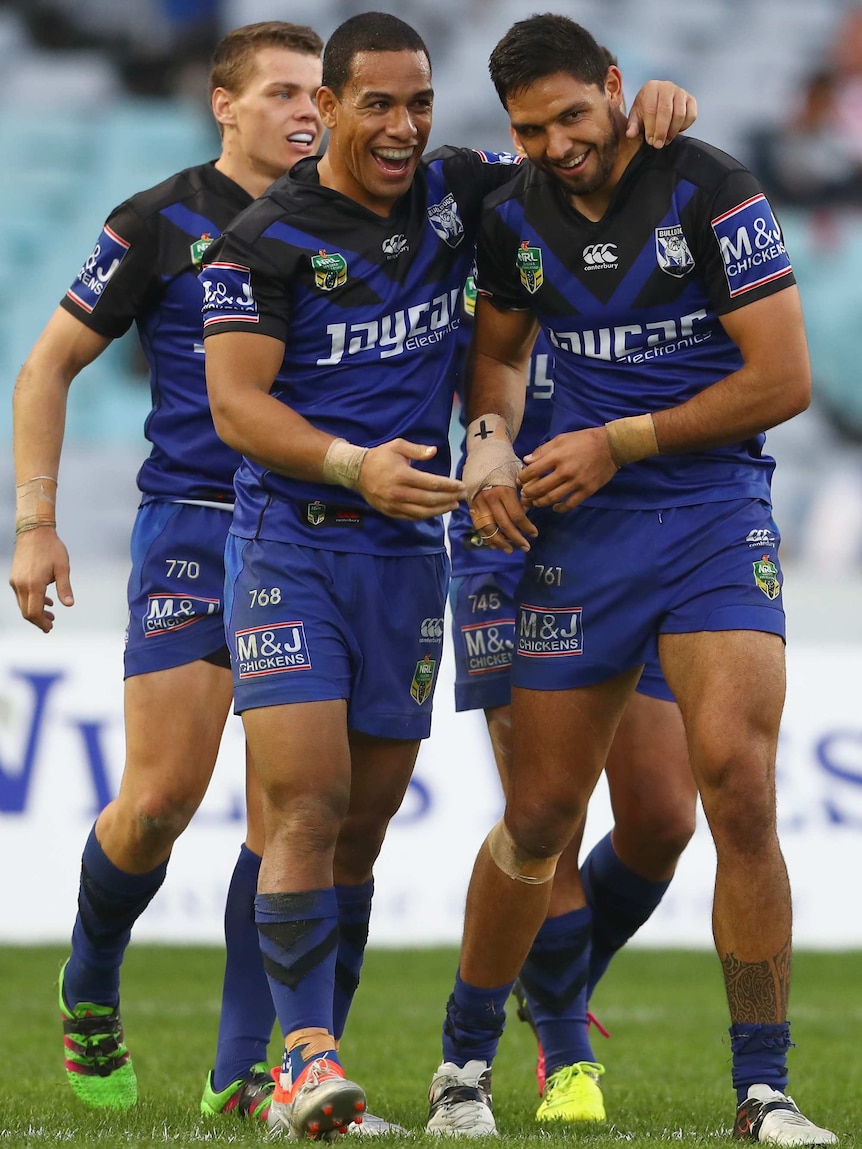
[1,631,860,947]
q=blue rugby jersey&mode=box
[60,162,252,502]
[200,148,523,556]
[476,137,797,509]
[448,277,555,577]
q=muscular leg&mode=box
[445,669,639,1077]
[65,660,233,1009]
[210,746,277,1093]
[332,730,420,1041]
[660,630,793,1099]
[584,692,696,995]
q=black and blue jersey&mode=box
[476,136,796,509]
[200,148,522,556]
[60,162,252,502]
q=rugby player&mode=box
[448,282,697,1123]
[10,21,323,1121]
[426,14,837,1145]
[201,10,696,1139]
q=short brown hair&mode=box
[209,21,323,98]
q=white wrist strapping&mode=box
[322,437,368,490]
[462,413,522,504]
[15,475,57,536]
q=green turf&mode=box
[0,946,856,1146]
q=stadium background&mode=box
[2,0,862,949]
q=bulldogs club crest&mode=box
[427,194,464,247]
[311,250,347,291]
[517,241,543,293]
[655,225,695,278]
[753,554,781,600]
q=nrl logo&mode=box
[190,233,214,268]
[655,225,695,278]
[311,250,348,291]
[410,654,437,705]
[753,554,781,600]
[382,233,409,259]
[463,275,478,318]
[427,194,464,248]
[517,240,543,293]
[307,500,326,526]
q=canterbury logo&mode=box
[583,243,618,266]
[420,617,444,639]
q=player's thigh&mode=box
[508,670,640,850]
[335,730,421,881]
[659,628,786,803]
[242,698,352,821]
[122,658,233,807]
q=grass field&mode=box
[0,946,856,1147]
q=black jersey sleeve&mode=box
[474,196,531,311]
[200,228,294,344]
[694,168,796,316]
[59,201,161,339]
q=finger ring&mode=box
[479,526,500,541]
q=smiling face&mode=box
[508,68,631,211]
[214,45,323,197]
[316,49,433,216]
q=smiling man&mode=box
[10,21,324,1122]
[425,12,837,1144]
[200,10,697,1139]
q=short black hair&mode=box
[322,11,430,97]
[489,13,609,106]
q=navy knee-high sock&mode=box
[255,887,340,1078]
[519,905,595,1076]
[333,880,374,1042]
[581,832,670,999]
[63,825,168,1009]
[212,845,277,1091]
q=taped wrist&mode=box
[462,413,522,503]
[604,414,658,468]
[15,475,57,536]
[322,437,368,490]
[487,818,560,885]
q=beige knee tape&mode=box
[486,819,560,884]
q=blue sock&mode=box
[64,825,167,1009]
[581,832,670,998]
[255,887,339,1071]
[520,905,594,1075]
[442,971,510,1067]
[212,845,277,1092]
[731,1023,794,1103]
[333,880,374,1042]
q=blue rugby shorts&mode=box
[511,498,784,692]
[225,535,448,740]
[124,501,232,678]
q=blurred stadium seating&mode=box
[2,0,862,578]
